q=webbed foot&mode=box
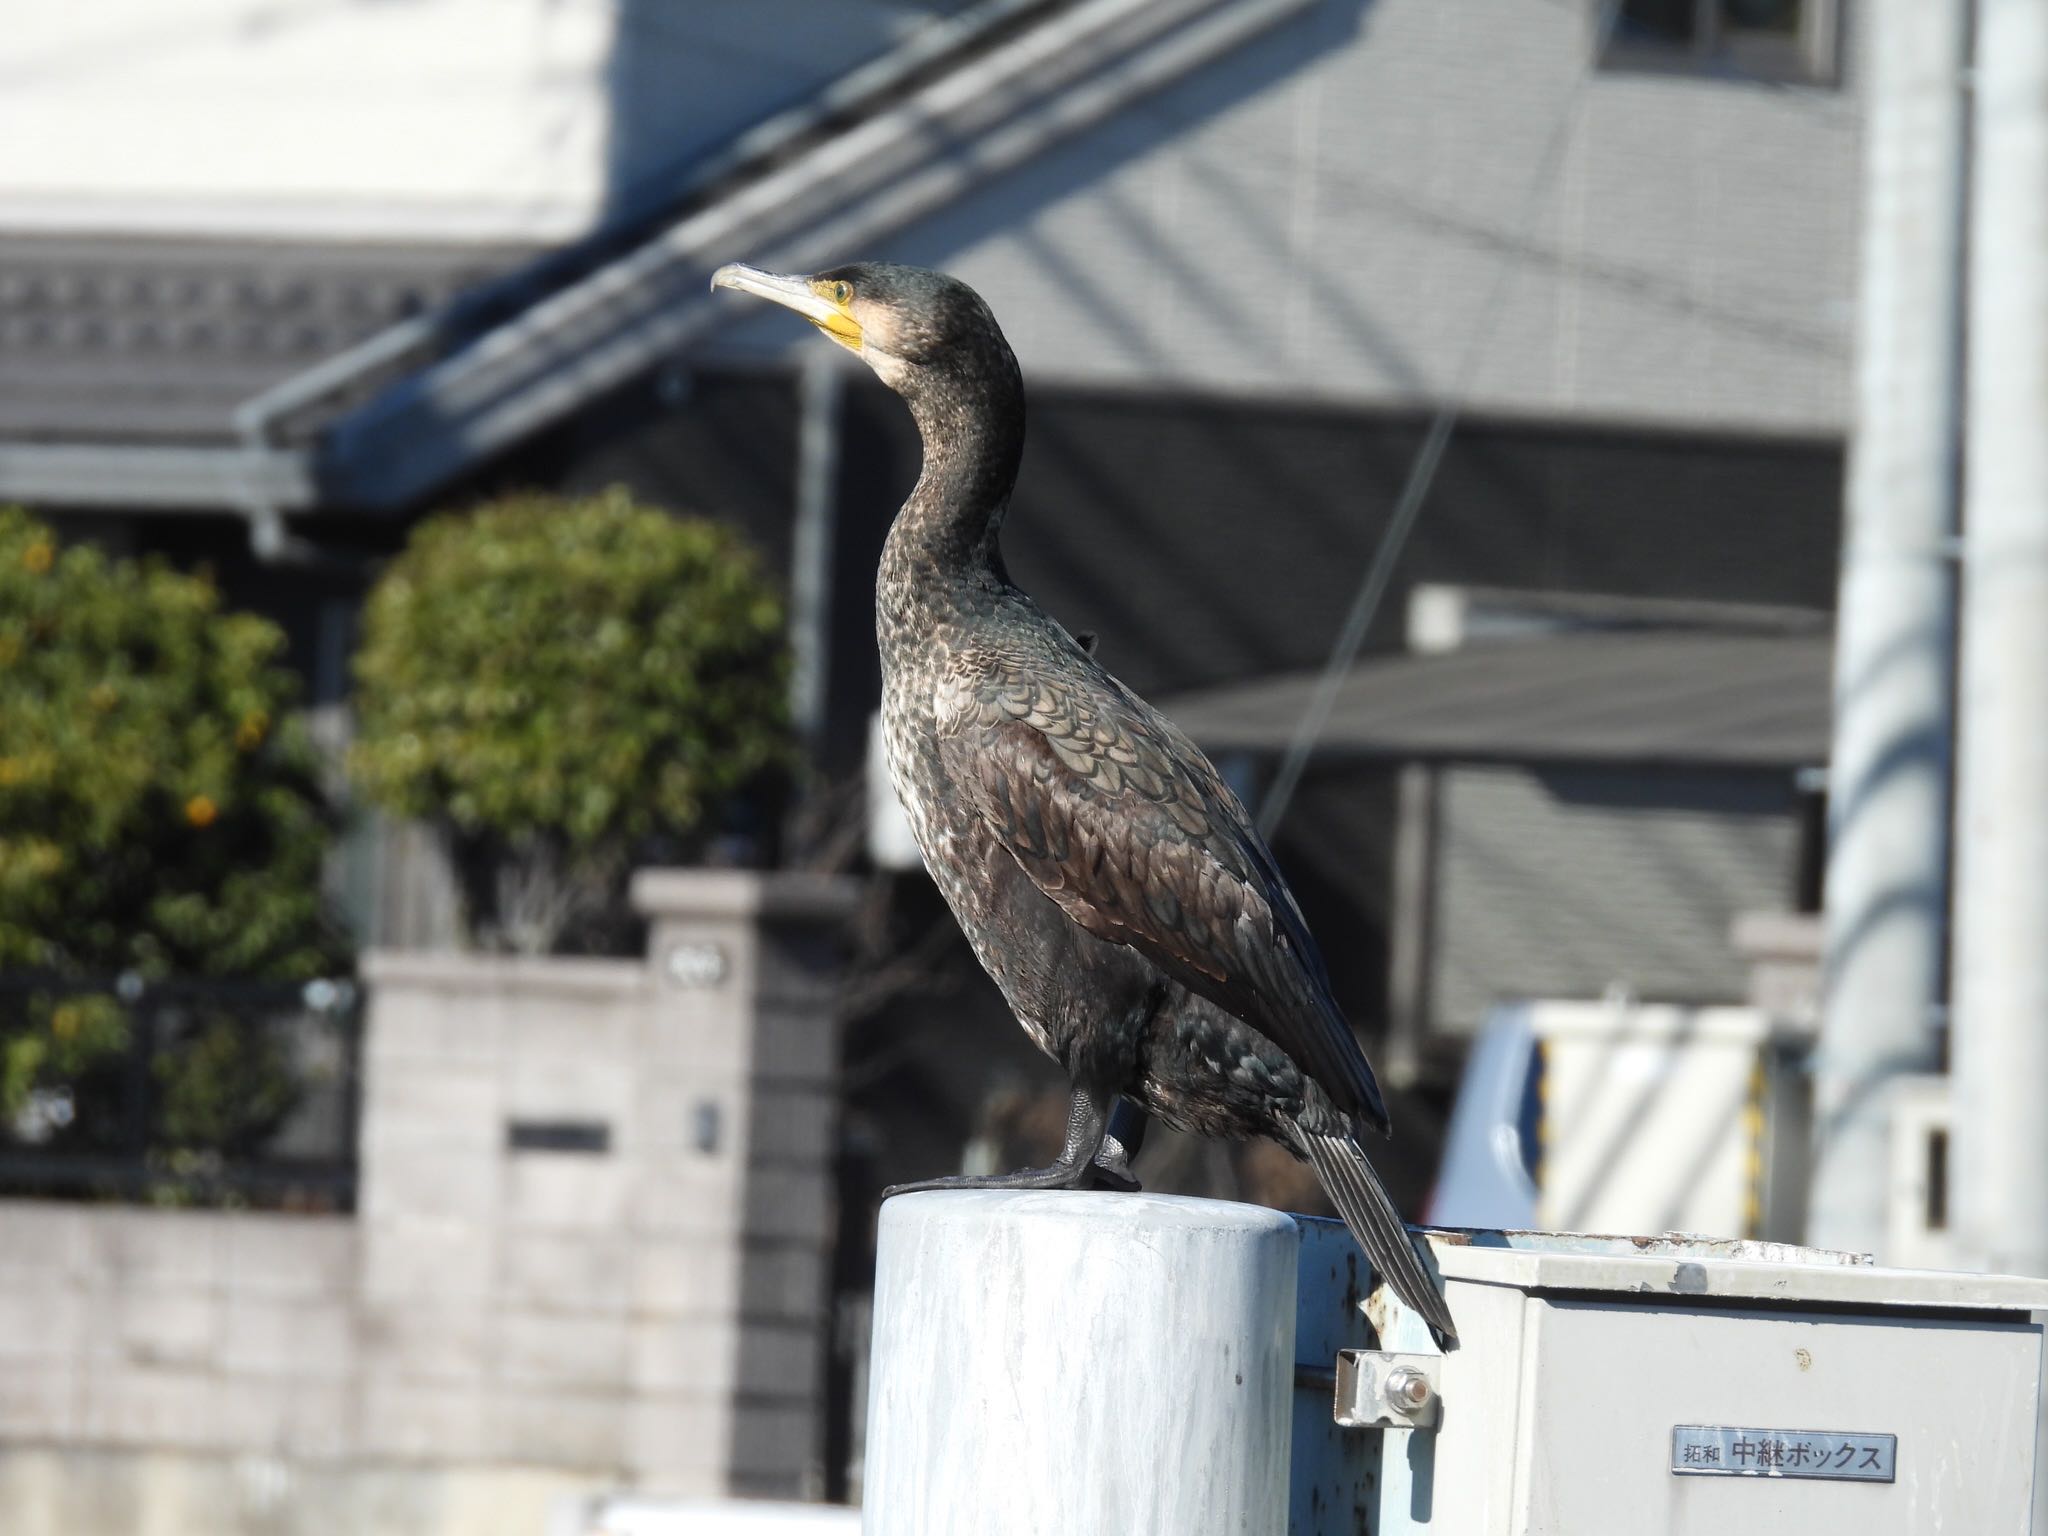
[883,1083,1135,1201]
[883,1163,1096,1199]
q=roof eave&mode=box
[0,442,318,513]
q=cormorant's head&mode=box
[709,261,1013,400]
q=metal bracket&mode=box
[1334,1350,1443,1430]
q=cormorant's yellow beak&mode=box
[710,263,863,354]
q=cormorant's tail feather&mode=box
[1293,1127,1458,1343]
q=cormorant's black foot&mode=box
[884,1082,1128,1200]
[882,1164,1098,1200]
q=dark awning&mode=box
[1158,630,1832,770]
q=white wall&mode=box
[0,0,609,242]
[0,0,924,245]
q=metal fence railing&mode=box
[0,973,361,1211]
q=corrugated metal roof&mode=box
[1158,630,1831,768]
[1426,762,1800,1030]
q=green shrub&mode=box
[0,507,346,1153]
[350,488,791,953]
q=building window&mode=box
[1602,0,1839,85]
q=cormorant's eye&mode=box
[832,280,852,305]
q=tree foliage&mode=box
[349,488,791,952]
[0,508,343,979]
[0,508,346,1156]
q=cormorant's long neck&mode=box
[885,349,1024,584]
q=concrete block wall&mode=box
[0,868,858,1531]
[0,1204,359,1461]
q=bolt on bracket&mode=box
[1334,1349,1443,1430]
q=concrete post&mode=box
[1809,0,1967,1258]
[1952,0,2048,1283]
[861,1191,1297,1536]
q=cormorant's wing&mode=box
[935,657,1391,1133]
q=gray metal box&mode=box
[1350,1233,2048,1535]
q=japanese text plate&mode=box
[1671,1426,1897,1483]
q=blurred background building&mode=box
[0,0,1855,1139]
[14,0,2039,1530]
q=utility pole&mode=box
[788,348,845,753]
[1949,9,2048,1525]
[1809,0,1968,1258]
[1952,0,2048,1282]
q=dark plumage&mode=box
[711,259,1455,1341]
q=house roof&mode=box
[299,0,1317,514]
[0,234,518,511]
[0,0,980,460]
[0,0,1312,515]
[0,236,520,446]
[1156,629,1832,769]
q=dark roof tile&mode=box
[0,235,525,443]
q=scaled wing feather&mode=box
[936,656,1390,1132]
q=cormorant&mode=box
[712,260,1456,1341]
